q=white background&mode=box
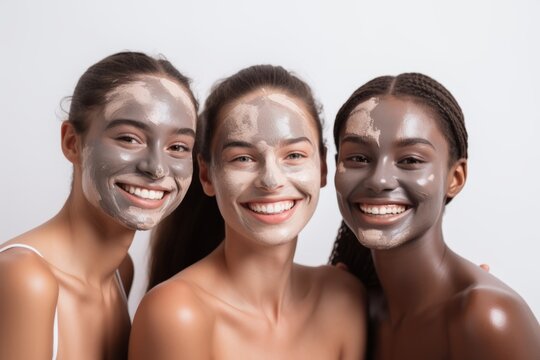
[1,0,538,320]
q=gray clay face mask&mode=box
[81,75,196,230]
[208,90,323,246]
[334,96,452,249]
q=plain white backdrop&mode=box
[1,0,538,321]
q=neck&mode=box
[372,220,456,321]
[50,190,135,286]
[219,225,298,322]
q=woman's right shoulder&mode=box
[130,278,215,358]
[0,244,59,313]
[135,277,214,329]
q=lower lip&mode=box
[244,201,299,225]
[355,205,412,226]
[118,186,170,210]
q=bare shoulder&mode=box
[449,285,540,359]
[0,247,59,358]
[0,246,59,302]
[308,264,366,302]
[129,278,214,359]
[135,277,214,327]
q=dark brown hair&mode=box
[68,51,198,134]
[148,64,324,290]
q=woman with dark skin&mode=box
[330,73,540,359]
[0,52,198,359]
[131,65,366,359]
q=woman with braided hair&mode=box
[330,72,540,359]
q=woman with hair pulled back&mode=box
[330,73,540,359]
[130,65,367,359]
[0,52,198,359]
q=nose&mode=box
[136,146,168,179]
[255,156,286,191]
[364,156,398,193]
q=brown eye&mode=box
[169,144,189,152]
[117,135,140,144]
[347,155,369,163]
[286,152,305,160]
[233,155,254,163]
[399,157,424,165]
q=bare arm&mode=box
[0,249,59,360]
[450,288,540,360]
[129,280,213,360]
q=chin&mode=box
[113,213,162,231]
[237,227,298,247]
[355,228,409,250]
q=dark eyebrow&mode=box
[106,119,195,138]
[223,137,313,151]
[395,137,435,149]
[175,128,196,138]
[222,140,255,150]
[106,119,151,132]
[340,135,377,147]
[281,137,313,147]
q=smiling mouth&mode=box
[359,204,410,215]
[245,200,296,215]
[118,183,168,200]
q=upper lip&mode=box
[114,175,176,192]
[242,196,301,204]
[115,181,174,193]
[352,197,412,207]
[242,197,301,205]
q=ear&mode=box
[320,146,328,188]
[61,121,82,165]
[446,158,467,200]
[198,154,216,197]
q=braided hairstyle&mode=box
[329,72,468,286]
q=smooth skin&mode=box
[130,89,367,360]
[335,96,540,359]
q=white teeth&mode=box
[121,184,165,200]
[359,204,407,215]
[248,201,295,215]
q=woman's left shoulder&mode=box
[448,284,540,359]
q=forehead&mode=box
[102,75,196,126]
[215,89,318,143]
[343,96,447,146]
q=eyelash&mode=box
[232,155,254,163]
[169,144,190,152]
[286,152,306,160]
[346,155,369,163]
[399,157,425,165]
[116,135,141,144]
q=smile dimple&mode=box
[359,204,408,215]
[119,184,166,200]
[246,200,295,215]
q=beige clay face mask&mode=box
[208,90,323,246]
